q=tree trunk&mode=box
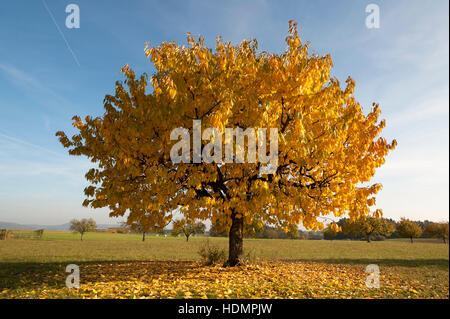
[366,234,371,243]
[186,234,190,242]
[142,232,146,242]
[81,233,83,241]
[224,214,244,266]
[410,237,413,243]
[443,237,446,244]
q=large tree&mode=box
[56,21,396,266]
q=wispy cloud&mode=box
[0,130,63,157]
[0,131,91,183]
[367,1,449,72]
[0,63,72,111]
[0,63,47,91]
[389,94,449,126]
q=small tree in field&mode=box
[286,224,300,239]
[129,222,149,241]
[343,216,394,242]
[124,211,171,241]
[172,218,206,242]
[323,223,341,240]
[70,218,96,241]
[424,222,449,244]
[396,218,422,243]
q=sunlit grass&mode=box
[0,232,448,299]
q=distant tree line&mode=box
[323,217,449,243]
[208,218,318,240]
[68,215,448,244]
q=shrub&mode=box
[197,240,226,266]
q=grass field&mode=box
[0,231,448,299]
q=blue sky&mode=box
[0,0,448,225]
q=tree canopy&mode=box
[396,218,422,243]
[424,222,449,243]
[342,216,395,242]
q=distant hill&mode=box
[0,221,120,231]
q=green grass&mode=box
[0,231,448,266]
[0,232,448,298]
[15,230,146,241]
